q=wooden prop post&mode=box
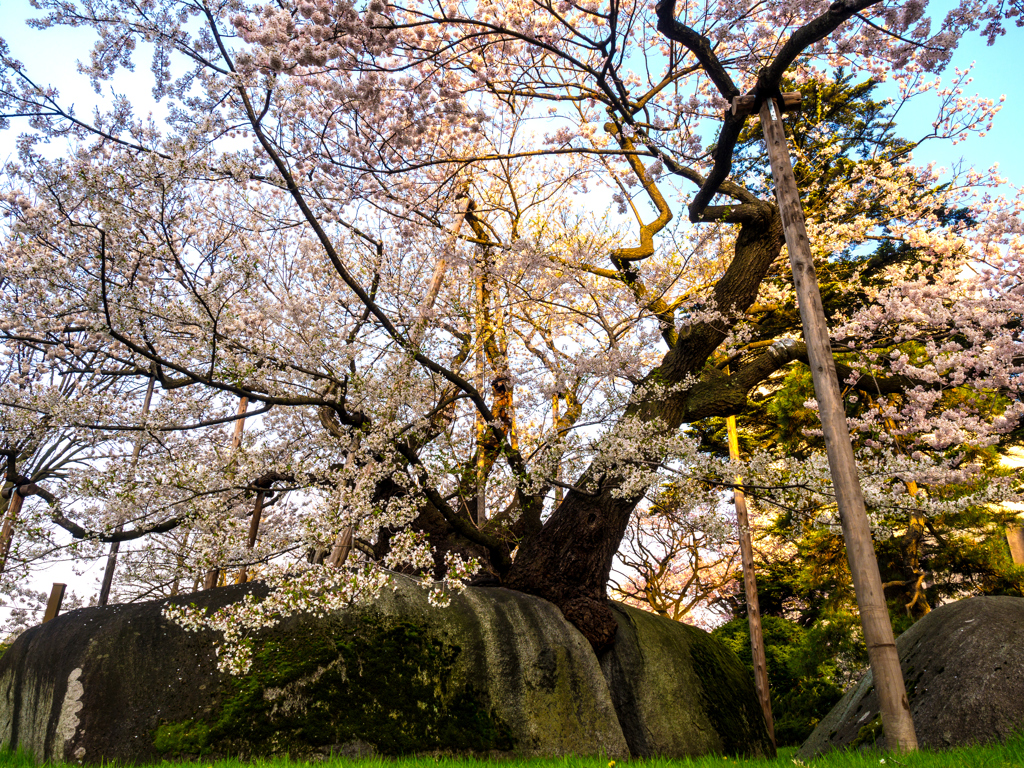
[98,374,157,606]
[726,414,775,746]
[474,250,488,526]
[741,94,917,751]
[1007,524,1024,565]
[236,489,266,584]
[205,396,249,590]
[323,195,473,568]
[42,582,66,623]
[0,485,25,575]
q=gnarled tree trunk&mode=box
[506,205,784,648]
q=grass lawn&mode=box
[3,740,1024,767]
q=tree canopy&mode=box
[0,0,1022,671]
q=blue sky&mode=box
[878,13,1023,187]
[1,0,1021,183]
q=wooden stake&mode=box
[206,396,250,590]
[236,490,266,584]
[0,485,25,575]
[1008,525,1024,565]
[42,582,66,623]
[755,96,917,751]
[230,396,249,450]
[727,413,775,747]
[408,195,472,355]
[553,394,563,507]
[99,373,157,607]
[326,525,354,568]
[474,253,488,526]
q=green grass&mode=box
[4,741,1024,767]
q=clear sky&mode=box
[877,7,1023,188]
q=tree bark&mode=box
[506,202,784,649]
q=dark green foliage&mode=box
[712,616,845,746]
[153,721,212,754]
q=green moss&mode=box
[152,721,211,755]
[687,632,773,758]
[155,614,511,758]
[851,714,883,748]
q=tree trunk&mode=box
[506,204,784,649]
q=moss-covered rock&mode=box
[799,596,1024,757]
[600,604,772,758]
[0,575,769,763]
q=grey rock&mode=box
[0,574,771,763]
[799,595,1024,758]
[602,603,772,758]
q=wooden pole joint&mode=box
[729,91,802,119]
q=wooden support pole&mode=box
[1008,524,1024,565]
[553,395,563,507]
[326,525,354,568]
[236,490,266,584]
[0,485,25,576]
[408,195,472,355]
[99,374,157,607]
[727,414,775,747]
[755,96,917,751]
[42,582,66,623]
[206,396,250,590]
[230,396,249,450]
[474,252,488,526]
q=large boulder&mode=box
[0,575,772,763]
[799,596,1024,758]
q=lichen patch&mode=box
[56,667,85,758]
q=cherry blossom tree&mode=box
[0,0,1021,704]
[611,478,742,626]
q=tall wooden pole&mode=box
[204,396,249,590]
[726,413,775,746]
[324,194,474,568]
[236,489,266,584]
[754,96,917,751]
[474,251,488,526]
[98,374,157,606]
[0,485,25,575]
[1007,524,1024,565]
